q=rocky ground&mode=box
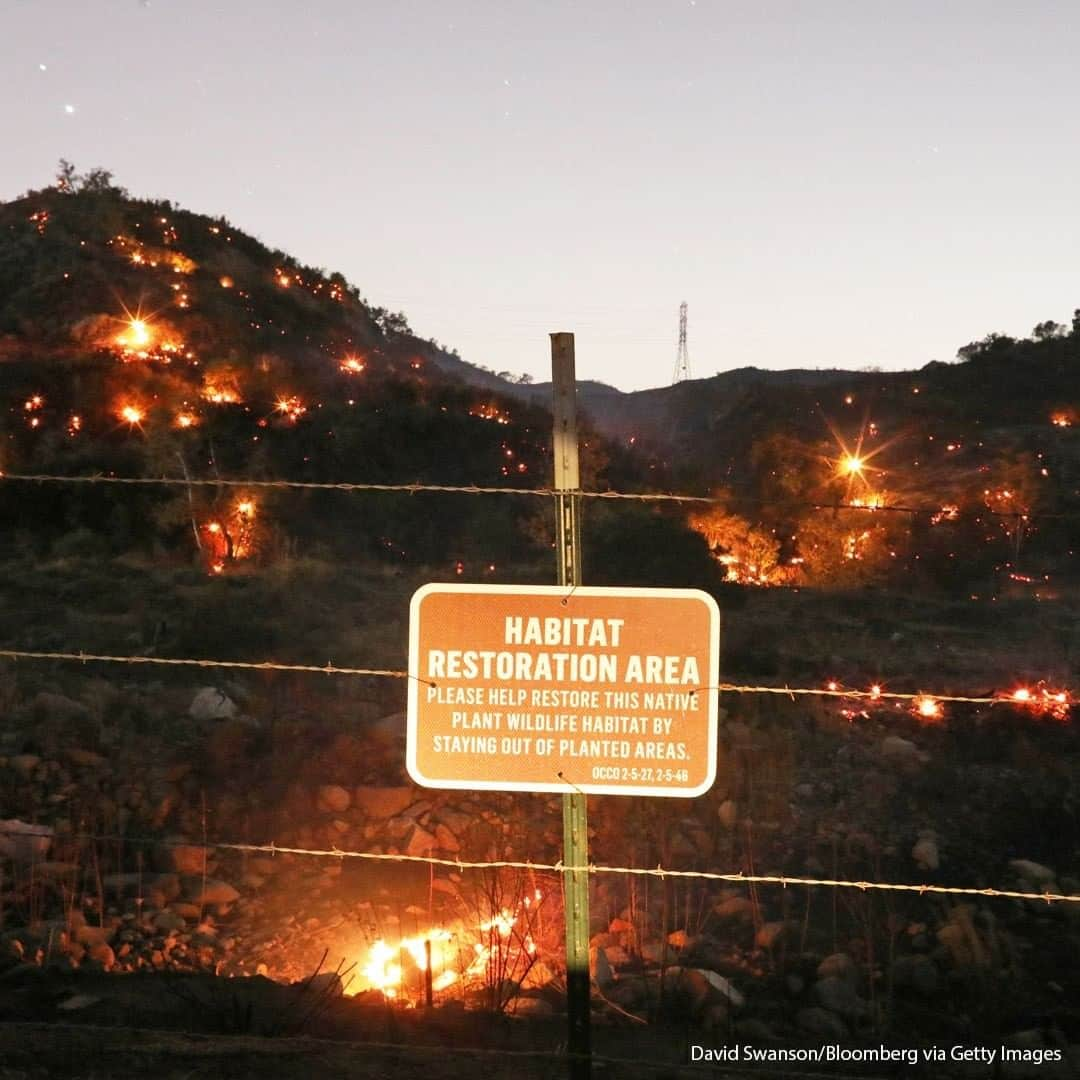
[2,671,1080,1077]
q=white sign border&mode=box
[406,583,720,798]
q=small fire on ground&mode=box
[352,890,542,1001]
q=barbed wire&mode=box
[57,833,1080,906]
[1,470,1075,522]
[0,648,424,683]
[709,684,1005,706]
[0,648,1069,712]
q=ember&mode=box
[274,395,306,421]
[913,695,942,721]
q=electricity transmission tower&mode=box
[672,301,691,384]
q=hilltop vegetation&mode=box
[0,166,692,595]
[1,163,1077,612]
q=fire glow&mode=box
[117,402,145,428]
[202,496,259,573]
[274,395,307,421]
[995,684,1072,721]
[353,890,543,1002]
[469,403,511,425]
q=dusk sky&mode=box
[3,1,1079,391]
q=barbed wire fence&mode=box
[1,465,1079,1077]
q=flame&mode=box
[175,411,198,429]
[202,377,242,404]
[354,890,543,1000]
[850,493,885,510]
[117,317,152,350]
[843,530,872,560]
[931,504,960,525]
[24,395,44,411]
[995,684,1072,720]
[274,395,306,421]
[1050,413,1072,428]
[118,403,145,427]
[913,695,942,720]
[840,455,865,476]
[469,403,511,425]
[340,356,366,374]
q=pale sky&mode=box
[3,1,1078,390]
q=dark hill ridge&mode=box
[2,176,1078,597]
[0,181,608,581]
[431,326,1080,508]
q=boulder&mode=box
[353,786,417,819]
[797,1006,848,1039]
[892,954,939,996]
[153,910,187,933]
[433,823,460,852]
[316,785,351,814]
[0,816,52,859]
[755,921,791,950]
[661,967,712,1014]
[74,925,112,949]
[816,952,856,982]
[86,942,116,971]
[435,807,473,836]
[8,756,42,779]
[912,831,940,870]
[33,692,90,722]
[881,735,926,769]
[182,877,240,906]
[188,687,237,722]
[65,748,107,768]
[1009,859,1056,886]
[713,896,755,923]
[404,826,437,858]
[156,841,211,876]
[513,995,554,1017]
[814,975,868,1019]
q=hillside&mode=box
[0,177,672,582]
[2,176,1080,1072]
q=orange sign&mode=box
[407,584,720,797]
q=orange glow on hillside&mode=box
[201,376,242,404]
[274,395,306,421]
[913,695,942,721]
[117,403,145,427]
